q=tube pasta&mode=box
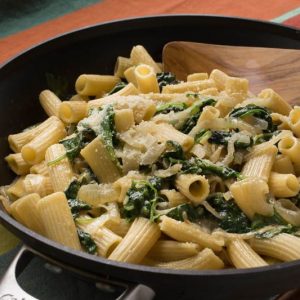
[162,79,216,94]
[114,109,135,133]
[250,234,300,262]
[80,137,121,183]
[227,239,267,268]
[5,153,31,175]
[21,118,66,165]
[10,193,44,234]
[241,145,277,181]
[272,154,295,174]
[109,217,161,263]
[153,248,224,270]
[114,56,133,78]
[175,174,209,205]
[148,241,200,262]
[93,227,122,257]
[134,64,160,93]
[278,136,300,166]
[274,199,300,226]
[187,73,209,82]
[269,172,300,197]
[229,177,273,219]
[258,88,292,116]
[160,189,188,207]
[159,216,224,251]
[8,116,59,153]
[59,101,88,124]
[45,144,73,192]
[23,174,53,197]
[29,161,49,176]
[39,89,62,117]
[75,74,120,96]
[130,45,162,73]
[209,69,229,91]
[124,66,138,86]
[38,192,81,250]
[7,177,27,199]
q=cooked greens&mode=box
[166,203,204,222]
[77,228,97,254]
[68,199,91,219]
[229,104,276,132]
[108,81,127,95]
[123,177,163,222]
[156,102,188,115]
[181,98,216,133]
[156,72,179,91]
[182,158,240,179]
[207,193,251,233]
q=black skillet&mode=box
[0,15,300,300]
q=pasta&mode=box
[3,44,300,271]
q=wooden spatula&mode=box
[163,41,300,105]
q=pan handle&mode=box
[117,283,155,300]
[0,245,38,300]
[0,245,155,300]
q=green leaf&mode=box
[181,98,216,133]
[108,82,127,95]
[156,72,179,91]
[207,193,251,233]
[67,198,91,219]
[77,228,97,254]
[182,158,240,179]
[156,102,188,115]
[255,224,298,239]
[229,104,275,132]
[166,203,204,222]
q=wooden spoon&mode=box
[163,41,300,105]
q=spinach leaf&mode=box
[181,98,216,133]
[99,105,121,169]
[123,178,162,222]
[208,131,253,149]
[207,193,251,233]
[156,102,188,115]
[182,158,240,179]
[68,198,91,219]
[253,131,281,145]
[194,129,211,144]
[160,141,185,168]
[255,224,298,239]
[166,203,204,222]
[108,82,127,95]
[229,104,275,132]
[251,211,288,230]
[60,128,96,161]
[156,72,179,91]
[77,228,97,254]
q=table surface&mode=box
[1,1,300,299]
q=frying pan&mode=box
[0,15,300,300]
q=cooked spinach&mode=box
[99,104,121,169]
[181,98,216,133]
[160,141,185,168]
[77,228,97,254]
[182,158,240,179]
[166,203,204,222]
[123,178,163,222]
[251,211,288,230]
[229,104,275,132]
[156,72,179,91]
[253,131,281,145]
[194,129,211,144]
[108,81,127,95]
[68,198,91,219]
[207,193,251,233]
[207,130,253,149]
[60,128,96,161]
[255,224,298,239]
[156,102,188,115]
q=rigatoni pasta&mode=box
[3,44,300,271]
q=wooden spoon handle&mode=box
[163,41,300,104]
